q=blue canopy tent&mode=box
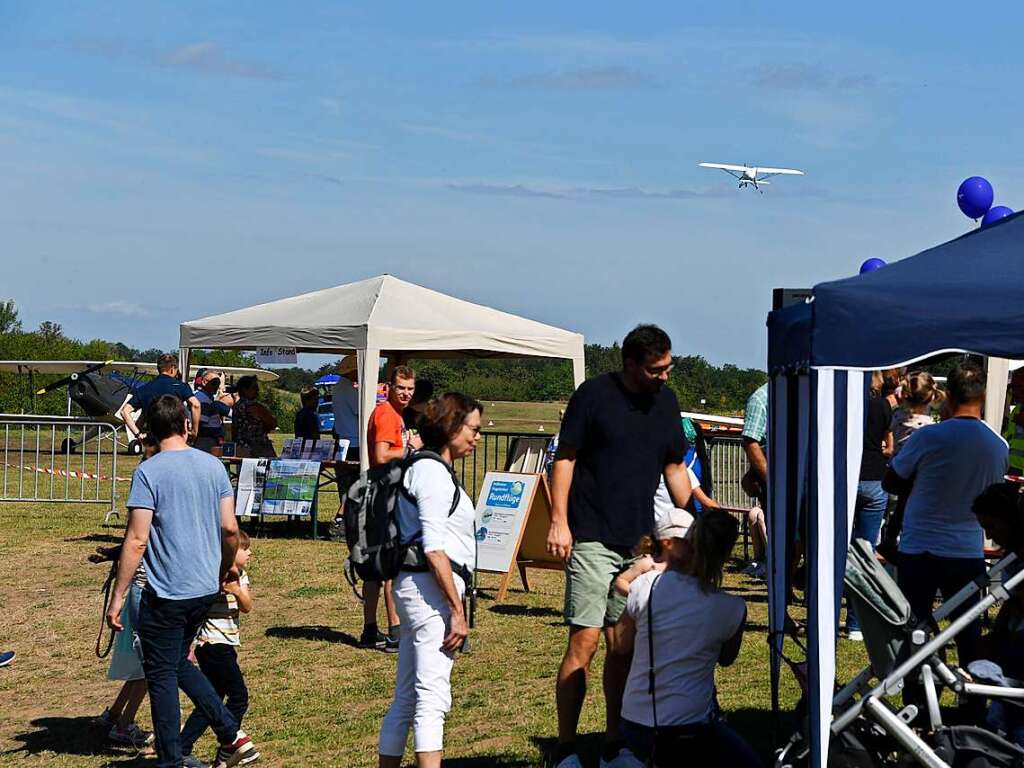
[766,211,1024,767]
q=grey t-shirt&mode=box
[127,448,234,599]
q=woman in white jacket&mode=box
[378,392,483,768]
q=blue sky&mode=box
[2,2,1021,368]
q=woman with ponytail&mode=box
[608,509,760,767]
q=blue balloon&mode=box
[957,176,994,220]
[859,257,886,274]
[982,205,1014,227]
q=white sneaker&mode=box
[847,629,864,642]
[555,755,584,768]
[601,747,645,768]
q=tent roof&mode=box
[769,211,1024,371]
[179,275,585,361]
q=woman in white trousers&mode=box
[379,392,483,768]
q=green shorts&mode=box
[564,541,636,628]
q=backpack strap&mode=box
[647,573,662,730]
[401,450,462,517]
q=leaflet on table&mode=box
[260,459,320,516]
[236,458,269,517]
[280,438,335,462]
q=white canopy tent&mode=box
[178,275,586,469]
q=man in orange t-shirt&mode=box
[360,365,423,652]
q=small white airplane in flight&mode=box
[699,162,804,192]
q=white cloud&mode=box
[319,97,341,116]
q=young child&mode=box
[180,531,258,768]
[293,387,321,442]
[614,508,695,597]
[93,548,154,751]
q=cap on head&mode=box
[339,355,358,376]
[655,507,694,540]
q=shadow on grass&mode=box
[265,624,361,647]
[444,757,539,767]
[530,732,607,766]
[7,715,131,758]
[64,533,123,544]
[239,518,323,541]
[489,604,562,618]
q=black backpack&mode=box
[343,451,460,590]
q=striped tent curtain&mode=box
[768,368,865,768]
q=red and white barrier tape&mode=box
[3,462,130,482]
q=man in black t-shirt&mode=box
[547,324,691,768]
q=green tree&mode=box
[0,300,21,334]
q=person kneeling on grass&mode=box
[180,531,257,767]
[608,508,761,768]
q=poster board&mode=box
[474,471,564,601]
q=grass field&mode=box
[0,412,875,768]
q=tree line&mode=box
[0,300,768,422]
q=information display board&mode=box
[474,471,564,601]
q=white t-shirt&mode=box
[622,570,746,727]
[331,377,360,446]
[652,467,700,529]
[398,458,477,573]
[891,417,1007,559]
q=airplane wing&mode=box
[699,163,749,172]
[122,362,277,381]
[699,162,748,179]
[756,167,804,176]
[0,360,114,374]
[0,359,278,382]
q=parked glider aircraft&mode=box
[699,162,804,192]
[0,360,277,454]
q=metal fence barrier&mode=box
[0,414,121,518]
[455,430,755,510]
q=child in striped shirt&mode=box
[180,531,257,768]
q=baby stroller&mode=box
[776,540,1024,767]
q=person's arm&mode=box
[105,507,153,630]
[373,440,406,465]
[252,402,277,431]
[743,439,768,485]
[718,608,747,667]
[609,609,637,657]
[219,494,240,582]
[882,431,895,458]
[184,395,201,439]
[664,461,693,510]
[546,448,576,561]
[119,399,142,439]
[693,486,719,510]
[424,551,468,653]
[614,555,655,597]
[882,466,912,496]
[223,574,252,613]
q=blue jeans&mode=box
[621,718,762,767]
[847,480,888,633]
[180,644,248,757]
[137,590,240,768]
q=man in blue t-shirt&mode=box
[106,395,258,768]
[119,353,202,442]
[885,361,1008,667]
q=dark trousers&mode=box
[621,718,762,767]
[897,552,987,665]
[180,643,249,756]
[137,591,240,768]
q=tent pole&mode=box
[984,357,1010,434]
[358,346,380,473]
[571,353,585,389]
